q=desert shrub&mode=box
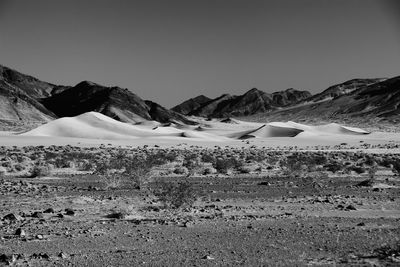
[78,160,95,171]
[214,157,242,174]
[373,242,400,261]
[183,153,202,175]
[201,153,216,164]
[238,166,251,174]
[152,179,197,209]
[101,173,123,190]
[350,166,366,174]
[368,165,377,180]
[0,166,6,177]
[173,166,189,175]
[324,162,343,173]
[30,164,51,178]
[280,155,308,178]
[203,166,217,175]
[392,160,400,175]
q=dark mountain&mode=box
[0,64,197,125]
[171,95,211,115]
[245,76,399,123]
[41,81,196,124]
[145,101,197,125]
[189,94,236,117]
[186,88,311,118]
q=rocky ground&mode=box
[0,163,399,266]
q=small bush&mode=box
[214,157,242,174]
[173,166,189,175]
[101,174,123,190]
[392,160,400,175]
[152,179,197,209]
[30,164,51,178]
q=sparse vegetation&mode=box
[152,179,198,209]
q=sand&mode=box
[0,112,398,151]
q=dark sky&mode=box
[1,0,399,107]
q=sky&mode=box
[0,0,399,108]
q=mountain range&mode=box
[0,63,398,128]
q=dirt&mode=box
[1,169,399,266]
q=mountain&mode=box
[145,101,197,125]
[41,81,196,124]
[0,79,56,122]
[189,94,236,117]
[171,95,211,115]
[0,65,55,98]
[244,76,399,123]
[306,78,385,103]
[185,88,311,118]
[0,65,57,123]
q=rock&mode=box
[15,228,26,237]
[43,208,55,213]
[58,252,68,259]
[357,222,365,226]
[65,208,75,216]
[345,204,357,211]
[31,211,44,218]
[3,213,23,221]
[0,254,17,265]
[202,255,215,260]
[36,234,44,240]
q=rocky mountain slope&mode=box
[244,76,399,123]
[171,95,211,115]
[185,88,311,118]
[0,65,55,98]
[41,81,196,124]
[306,78,385,103]
[0,65,195,126]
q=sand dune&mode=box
[22,112,180,139]
[21,112,370,141]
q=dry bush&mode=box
[30,163,51,178]
[152,179,197,209]
[392,160,400,175]
[101,173,123,190]
[214,157,242,174]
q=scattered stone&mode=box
[0,254,17,265]
[345,204,357,211]
[202,255,215,260]
[357,222,365,226]
[15,228,26,237]
[3,213,23,221]
[36,234,44,240]
[31,211,44,218]
[107,212,126,219]
[65,208,75,216]
[58,252,68,259]
[43,208,55,213]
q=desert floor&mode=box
[0,117,399,266]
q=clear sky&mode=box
[0,0,399,107]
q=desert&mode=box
[1,1,400,265]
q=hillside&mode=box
[41,81,196,124]
[185,88,311,118]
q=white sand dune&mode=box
[22,112,181,139]
[20,112,371,143]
